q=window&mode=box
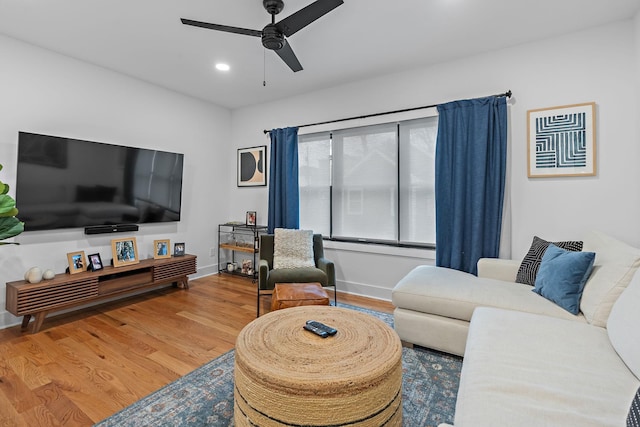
[299,133,331,236]
[299,115,438,247]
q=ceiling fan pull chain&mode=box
[263,48,267,87]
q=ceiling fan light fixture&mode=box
[215,63,230,71]
[261,24,285,50]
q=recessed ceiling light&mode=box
[215,63,230,71]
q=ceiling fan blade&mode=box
[274,39,303,72]
[180,18,262,37]
[275,0,344,37]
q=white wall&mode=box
[0,34,232,328]
[230,18,640,300]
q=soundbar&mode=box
[84,224,139,235]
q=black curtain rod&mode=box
[264,90,512,134]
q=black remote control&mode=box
[303,324,329,338]
[306,320,338,336]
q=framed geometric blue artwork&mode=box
[527,102,596,178]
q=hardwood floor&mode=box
[0,274,394,426]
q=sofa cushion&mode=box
[455,307,640,427]
[608,268,640,380]
[273,228,315,269]
[581,231,640,327]
[391,265,586,324]
[516,236,583,285]
[532,244,595,314]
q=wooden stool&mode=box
[270,282,330,311]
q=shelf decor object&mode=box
[111,237,139,267]
[246,211,257,226]
[154,239,171,259]
[527,102,596,178]
[88,253,104,271]
[67,251,87,274]
[174,242,185,256]
[238,146,267,187]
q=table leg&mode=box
[21,314,32,331]
[32,312,47,333]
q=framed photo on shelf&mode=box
[174,242,185,256]
[527,102,596,178]
[246,211,257,226]
[154,239,171,259]
[67,251,87,274]
[111,237,139,267]
[237,145,267,187]
[87,253,104,271]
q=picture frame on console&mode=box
[237,146,267,187]
[111,237,139,267]
[67,251,87,274]
[174,242,185,256]
[88,253,103,271]
[154,239,171,259]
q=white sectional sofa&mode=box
[391,231,640,426]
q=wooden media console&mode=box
[6,254,197,333]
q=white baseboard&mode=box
[337,279,392,301]
[0,309,21,330]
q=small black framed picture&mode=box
[246,211,257,226]
[174,242,185,256]
[88,253,104,271]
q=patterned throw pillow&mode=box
[273,228,315,270]
[516,236,583,285]
[629,387,640,427]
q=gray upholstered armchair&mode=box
[257,233,336,316]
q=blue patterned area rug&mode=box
[95,304,462,427]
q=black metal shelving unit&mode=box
[218,223,267,281]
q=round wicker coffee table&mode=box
[234,306,403,427]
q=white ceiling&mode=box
[1,0,639,110]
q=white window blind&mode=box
[332,124,398,241]
[299,133,331,236]
[299,115,438,247]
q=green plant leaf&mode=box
[0,207,19,218]
[0,163,24,243]
[0,217,24,241]
[0,193,18,215]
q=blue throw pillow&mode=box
[532,244,596,315]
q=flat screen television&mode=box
[16,131,184,232]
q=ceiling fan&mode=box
[181,0,344,72]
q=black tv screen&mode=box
[16,132,184,232]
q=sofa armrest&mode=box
[316,257,336,287]
[258,259,270,290]
[477,258,521,282]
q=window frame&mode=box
[298,109,438,250]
